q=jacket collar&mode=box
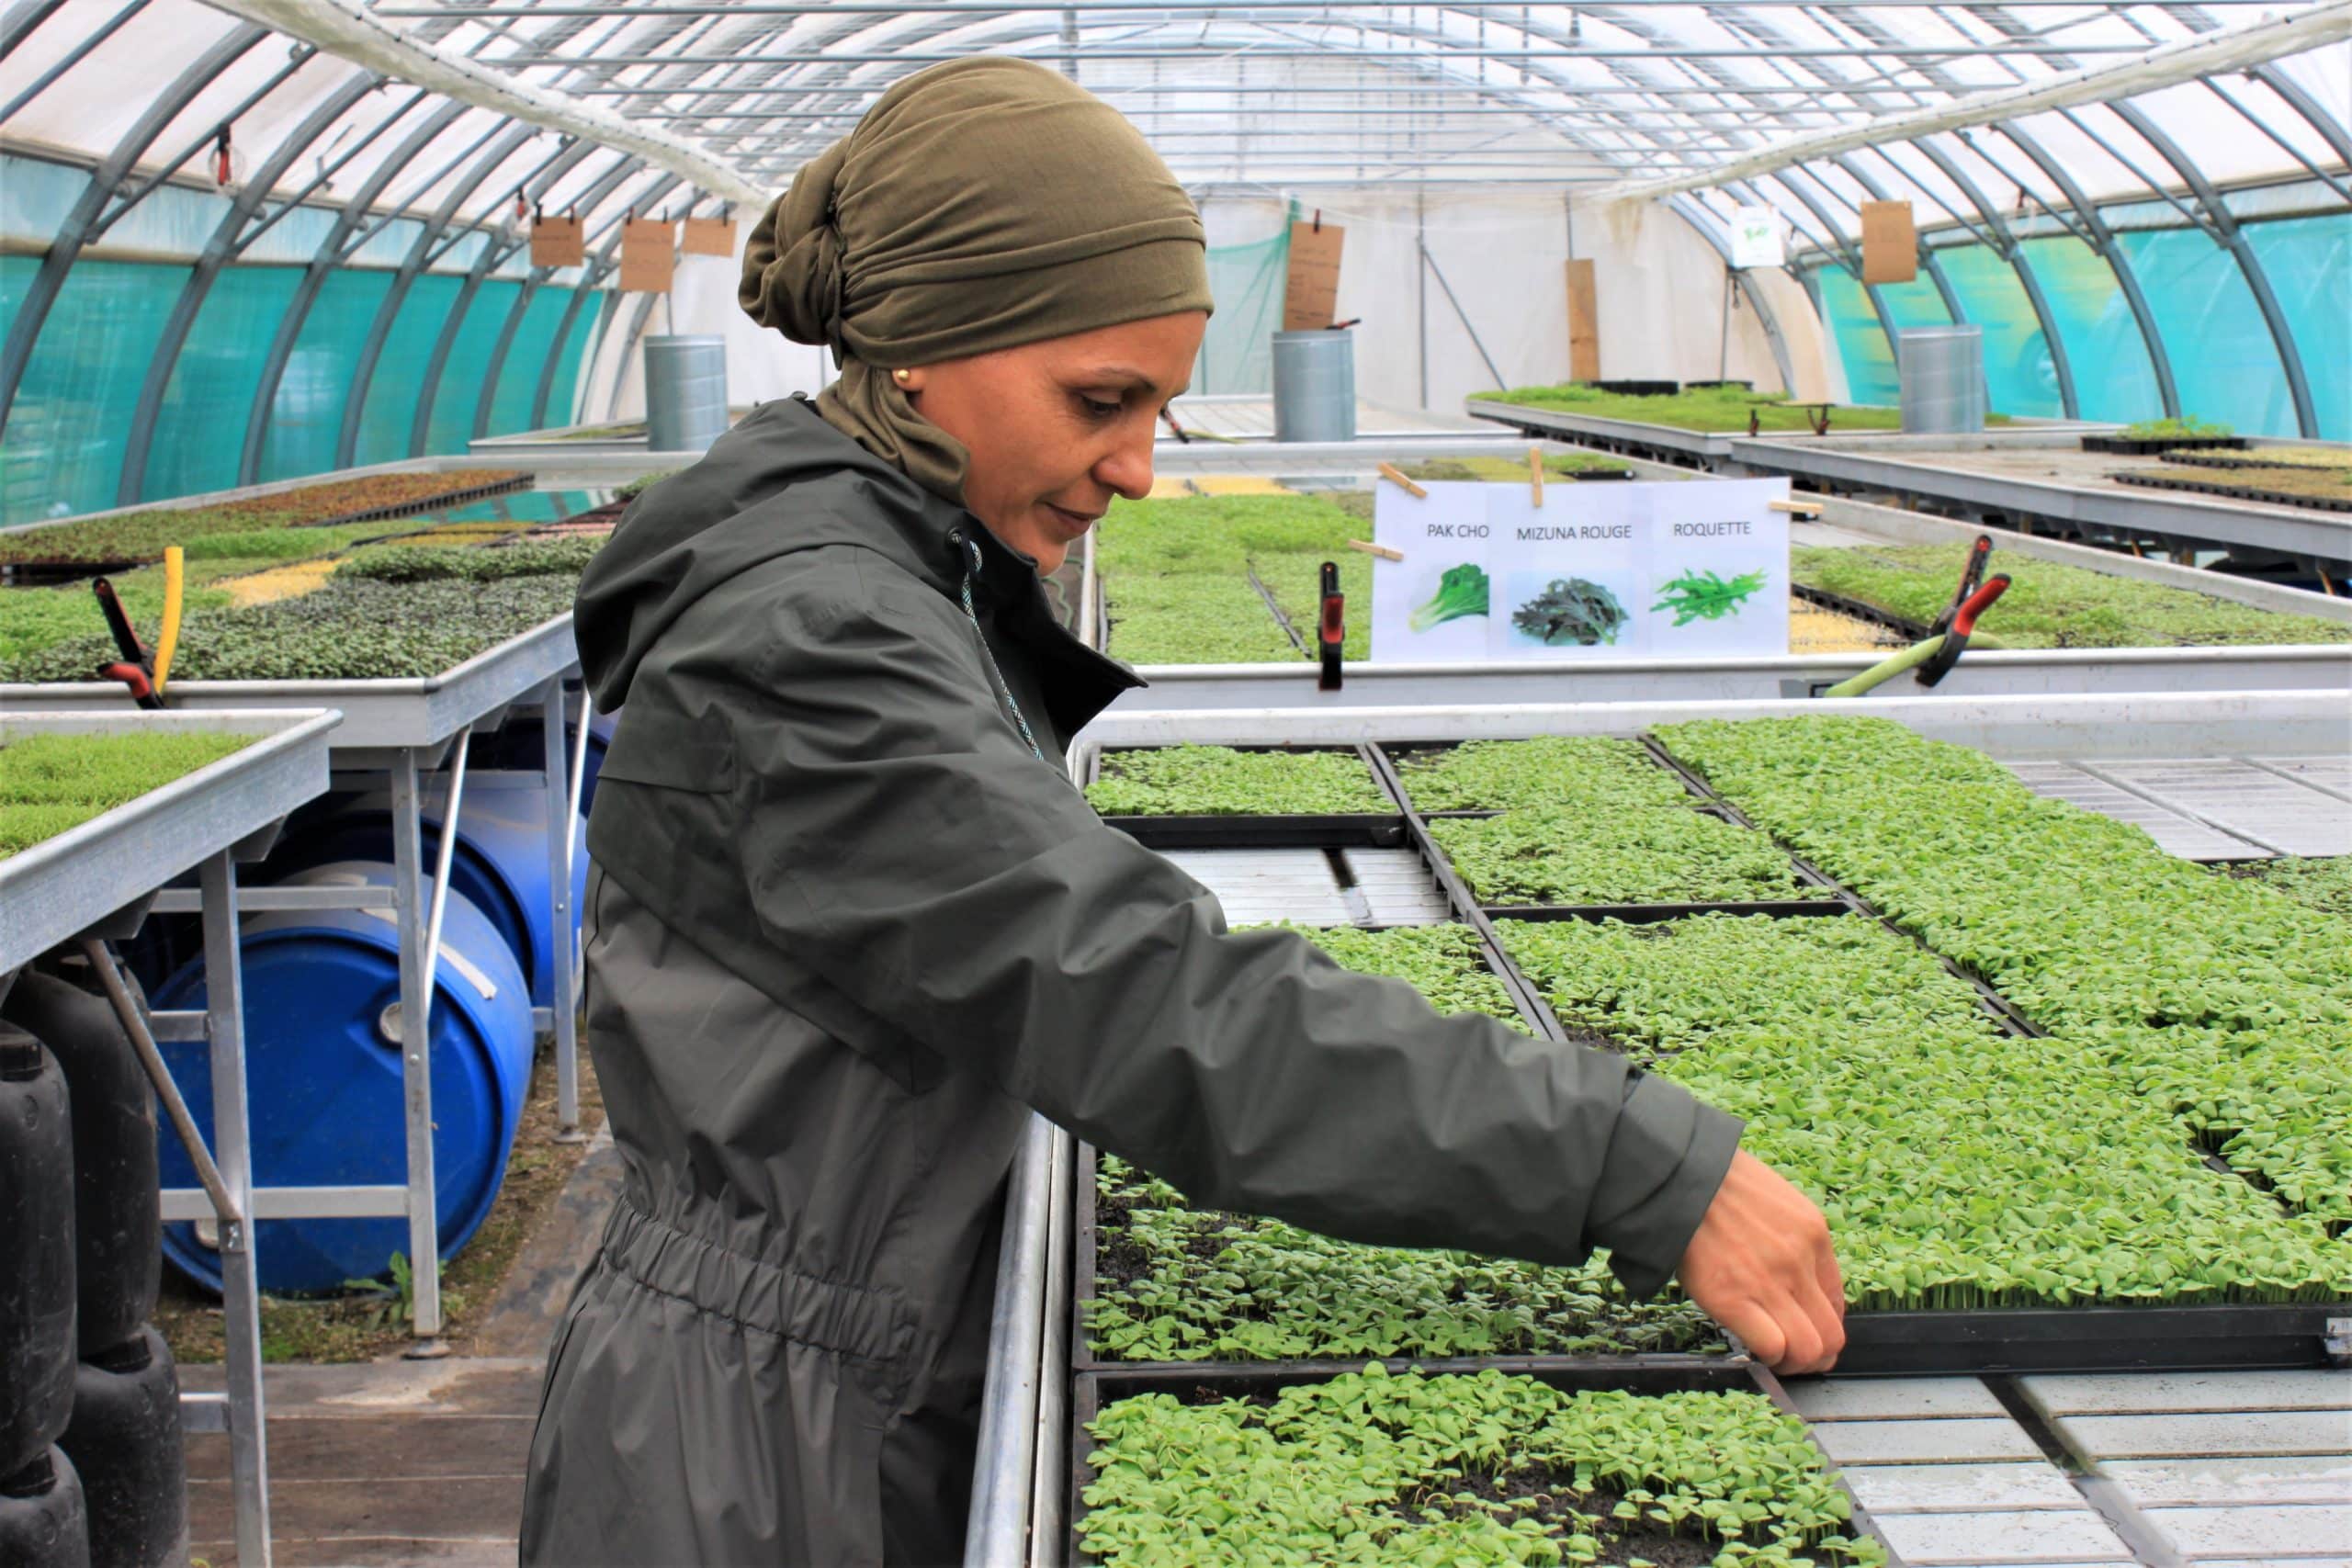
[793,398,1146,739]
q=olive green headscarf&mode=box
[741,57,1214,505]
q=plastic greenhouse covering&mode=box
[1,0,2346,523]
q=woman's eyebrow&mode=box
[1074,364,1156,389]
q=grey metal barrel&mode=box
[1896,324,1986,434]
[1271,329,1357,444]
[643,334,729,453]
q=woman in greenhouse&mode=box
[522,55,1843,1566]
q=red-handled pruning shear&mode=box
[1915,572,2009,688]
[1317,559,1344,692]
[1928,534,1996,638]
[91,576,164,708]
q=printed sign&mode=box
[529,213,584,269]
[1369,479,1790,662]
[682,216,738,257]
[1283,220,1345,331]
[1860,200,1917,285]
[1729,206,1783,270]
[618,219,676,293]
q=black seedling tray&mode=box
[1068,1359,1896,1567]
[1790,581,1933,642]
[2081,434,2247,456]
[1072,1143,1737,1377]
[2112,469,2352,513]
[1592,379,1682,398]
[293,470,537,529]
[1640,728,2352,1369]
[1559,468,1634,482]
[1486,899,1848,923]
[1382,740,1852,924]
[1840,1302,2349,1376]
[2154,448,2342,470]
[1090,743,1404,848]
[1100,811,1408,849]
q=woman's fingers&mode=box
[1674,1147,1850,1376]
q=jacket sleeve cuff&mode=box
[1583,1074,1744,1300]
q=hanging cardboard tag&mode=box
[1564,258,1600,382]
[530,213,584,269]
[682,216,738,257]
[1860,200,1917,285]
[619,219,676,293]
[1283,220,1345,332]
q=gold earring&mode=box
[892,368,911,384]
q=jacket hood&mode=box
[575,396,1138,730]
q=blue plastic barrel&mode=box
[470,715,613,819]
[152,862,535,1294]
[261,775,586,1009]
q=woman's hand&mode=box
[1675,1149,1846,1375]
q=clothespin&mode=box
[1530,446,1545,507]
[1312,209,1322,233]
[1768,498,1823,517]
[1346,539,1404,562]
[1376,463,1427,500]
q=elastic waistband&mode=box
[596,1195,918,1371]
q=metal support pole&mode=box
[416,728,472,1046]
[1419,235,1509,391]
[389,750,443,1343]
[541,680,582,1136]
[1416,194,1429,409]
[199,851,271,1567]
[1718,269,1734,384]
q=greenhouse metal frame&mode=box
[3,1,2347,526]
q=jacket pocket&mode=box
[597,708,737,794]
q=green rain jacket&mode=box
[519,398,1743,1566]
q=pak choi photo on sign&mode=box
[1369,479,1792,661]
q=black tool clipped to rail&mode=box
[90,578,162,709]
[1317,559,1344,691]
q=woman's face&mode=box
[898,310,1207,574]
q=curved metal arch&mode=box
[473,150,644,440]
[1769,165,1905,355]
[1827,153,1970,327]
[405,134,598,456]
[1900,134,2078,418]
[239,99,471,483]
[628,5,1793,175]
[2108,97,2318,437]
[117,67,390,504]
[1980,121,2179,418]
[334,119,541,468]
[1666,192,1798,393]
[0,22,268,440]
[2249,61,2352,171]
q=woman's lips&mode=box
[1045,502,1101,536]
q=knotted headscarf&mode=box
[741,57,1214,505]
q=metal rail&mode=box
[0,706,336,1568]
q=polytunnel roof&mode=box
[3,1,2346,244]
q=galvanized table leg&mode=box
[389,750,442,1342]
[200,849,273,1567]
[540,678,582,1137]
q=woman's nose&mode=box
[1094,423,1156,501]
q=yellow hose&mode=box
[153,546,185,692]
